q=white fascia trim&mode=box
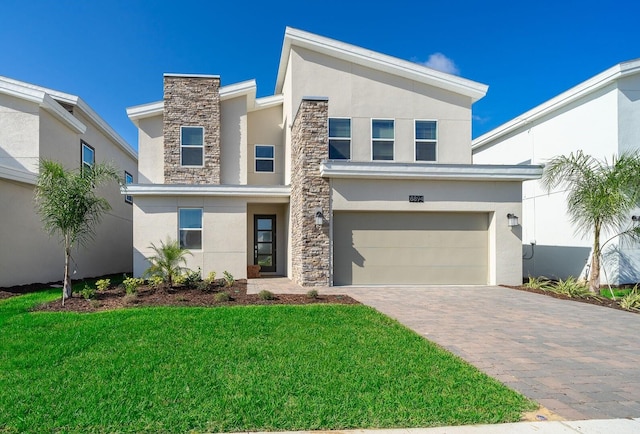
[164,73,221,79]
[126,101,164,125]
[220,79,256,101]
[122,184,291,198]
[275,27,488,102]
[320,161,543,181]
[252,94,284,112]
[0,163,38,185]
[472,58,640,151]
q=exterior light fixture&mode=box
[315,208,324,226]
[507,213,519,227]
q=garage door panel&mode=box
[334,212,488,285]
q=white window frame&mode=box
[178,207,203,250]
[414,120,438,162]
[180,126,204,167]
[328,117,351,160]
[255,144,275,173]
[124,171,134,204]
[371,118,395,161]
[81,141,94,173]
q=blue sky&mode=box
[2,0,639,149]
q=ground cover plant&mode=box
[0,291,535,433]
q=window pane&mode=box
[180,230,202,250]
[257,243,272,254]
[329,139,350,159]
[182,127,203,146]
[416,142,436,161]
[329,118,350,138]
[257,218,272,230]
[257,230,272,242]
[179,209,202,229]
[372,120,394,139]
[257,255,272,267]
[373,141,394,160]
[256,159,274,172]
[416,121,436,140]
[255,145,274,158]
[182,147,203,166]
[125,172,133,184]
[82,144,94,166]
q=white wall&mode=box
[247,105,285,185]
[137,115,164,184]
[0,94,40,172]
[220,96,248,184]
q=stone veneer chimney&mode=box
[163,74,221,184]
[290,97,331,286]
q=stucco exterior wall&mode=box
[137,115,164,184]
[247,105,285,185]
[331,178,523,285]
[220,96,248,185]
[285,46,473,164]
[0,94,39,172]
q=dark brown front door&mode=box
[254,215,276,272]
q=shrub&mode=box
[147,275,164,289]
[173,274,186,285]
[80,284,96,300]
[543,276,590,298]
[306,289,319,299]
[184,268,202,287]
[214,292,230,302]
[620,286,640,310]
[223,271,234,287]
[204,271,217,284]
[523,275,549,290]
[144,238,192,286]
[95,279,111,291]
[123,277,144,295]
[258,290,274,301]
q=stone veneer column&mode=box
[290,97,331,286]
[163,74,221,184]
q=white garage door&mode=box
[333,212,489,285]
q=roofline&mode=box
[275,27,488,102]
[0,163,38,185]
[472,58,640,151]
[122,184,291,198]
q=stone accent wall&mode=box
[290,98,331,286]
[163,75,221,184]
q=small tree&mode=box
[144,238,192,287]
[542,150,640,293]
[35,159,121,305]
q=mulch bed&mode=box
[503,284,636,313]
[18,280,359,313]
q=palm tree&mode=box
[542,150,640,293]
[144,238,192,287]
[35,159,121,305]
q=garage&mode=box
[333,211,489,285]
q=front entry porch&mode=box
[247,203,289,277]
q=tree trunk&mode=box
[588,224,601,294]
[62,238,73,305]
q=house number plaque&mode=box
[409,195,424,203]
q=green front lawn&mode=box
[0,291,535,433]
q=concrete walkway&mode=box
[248,279,640,421]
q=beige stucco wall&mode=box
[0,94,40,172]
[221,96,248,184]
[133,196,248,280]
[284,46,473,165]
[330,178,523,285]
[247,105,285,185]
[137,115,164,184]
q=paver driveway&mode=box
[342,285,640,420]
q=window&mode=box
[124,171,133,204]
[415,120,437,162]
[328,118,351,159]
[255,145,274,172]
[181,126,204,166]
[81,141,94,172]
[179,208,202,250]
[372,119,394,160]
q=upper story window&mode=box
[81,141,94,173]
[181,126,204,166]
[255,145,275,173]
[415,120,437,162]
[179,208,203,250]
[372,119,394,161]
[328,118,351,160]
[124,171,134,204]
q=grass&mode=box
[600,288,632,299]
[0,291,535,433]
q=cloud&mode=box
[420,53,460,75]
[472,114,490,124]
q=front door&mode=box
[254,215,276,273]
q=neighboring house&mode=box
[126,27,541,287]
[0,76,137,287]
[473,59,640,284]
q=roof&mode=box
[275,27,488,102]
[472,58,640,151]
[0,75,137,160]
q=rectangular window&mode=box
[415,120,437,162]
[181,126,204,166]
[328,118,351,160]
[255,145,275,172]
[372,119,394,160]
[124,171,133,204]
[81,141,94,173]
[179,208,203,250]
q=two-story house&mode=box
[0,76,137,287]
[126,27,542,286]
